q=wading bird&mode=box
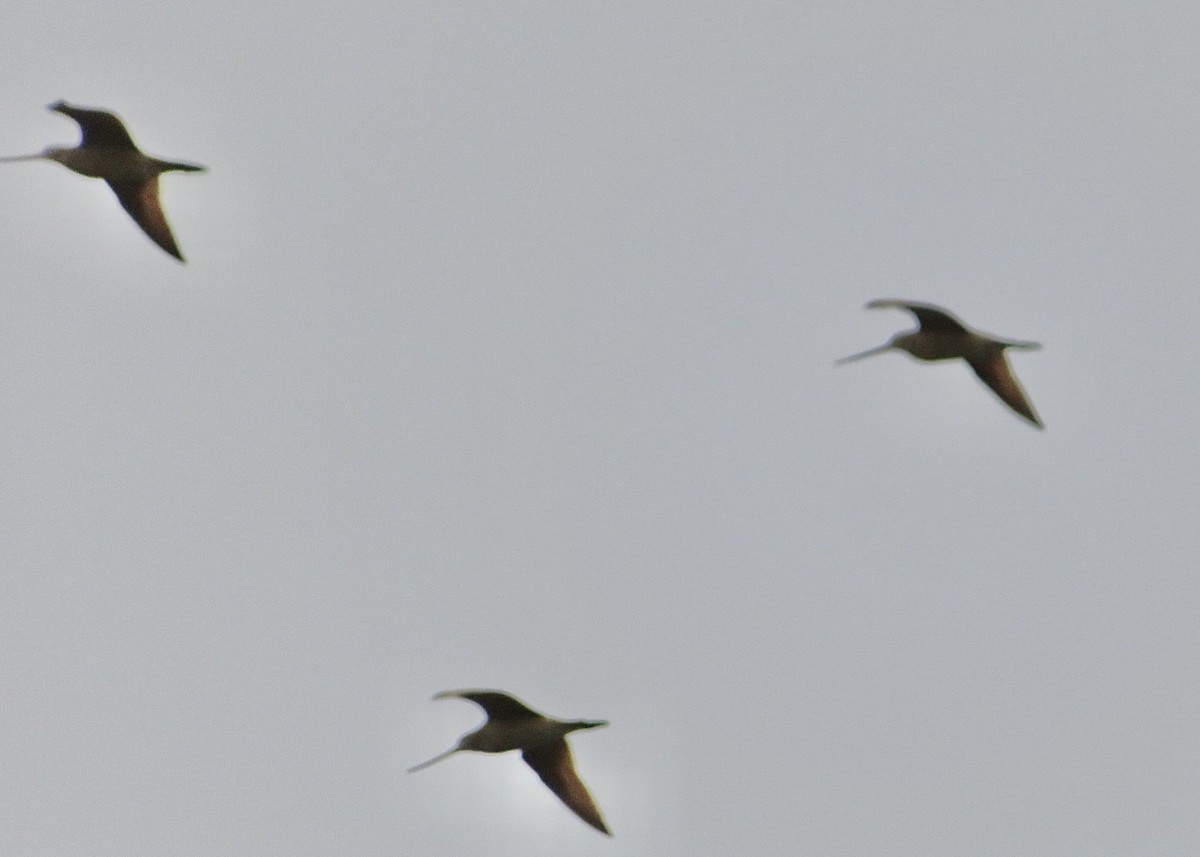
[1,101,205,261]
[839,299,1043,428]
[409,689,611,835]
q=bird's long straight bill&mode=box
[407,747,458,773]
[835,343,892,364]
[0,153,46,163]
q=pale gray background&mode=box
[1,3,1197,856]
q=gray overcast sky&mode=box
[1,3,1197,855]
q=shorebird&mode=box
[409,689,611,835]
[838,299,1043,428]
[1,101,205,262]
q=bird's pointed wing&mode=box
[968,353,1043,428]
[434,690,542,721]
[51,102,138,150]
[107,178,185,261]
[522,739,611,835]
[867,299,969,334]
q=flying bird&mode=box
[409,689,611,835]
[1,101,205,262]
[838,299,1043,428]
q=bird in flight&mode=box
[839,299,1043,428]
[409,689,611,835]
[1,101,205,262]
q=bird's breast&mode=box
[50,147,157,181]
[897,331,994,362]
[471,720,566,753]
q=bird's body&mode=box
[452,712,577,753]
[839,299,1043,428]
[1,101,204,261]
[410,690,611,835]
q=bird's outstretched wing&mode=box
[968,353,1043,428]
[434,690,543,721]
[107,178,185,261]
[50,101,138,150]
[867,299,969,334]
[522,739,611,835]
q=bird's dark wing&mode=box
[522,740,611,835]
[968,353,1043,428]
[434,690,542,721]
[866,299,969,334]
[107,178,185,261]
[50,101,138,150]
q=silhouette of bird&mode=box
[839,299,1043,428]
[1,101,205,261]
[409,689,611,835]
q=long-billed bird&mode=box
[839,299,1043,428]
[409,689,611,835]
[1,101,205,261]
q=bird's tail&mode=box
[155,158,206,173]
[570,719,609,732]
[1001,339,1041,351]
